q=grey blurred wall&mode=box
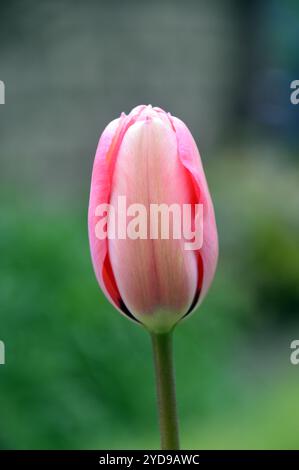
[0,0,240,205]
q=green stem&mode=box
[151,331,180,450]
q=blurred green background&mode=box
[0,0,299,450]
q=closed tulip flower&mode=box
[88,105,218,330]
[88,105,218,449]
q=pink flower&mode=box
[88,105,218,333]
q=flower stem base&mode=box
[151,331,180,450]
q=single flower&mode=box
[88,105,218,333]
[88,105,218,450]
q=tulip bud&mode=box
[88,105,218,333]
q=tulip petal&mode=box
[108,115,199,332]
[170,116,218,309]
[88,116,140,321]
[88,106,156,321]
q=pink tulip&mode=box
[88,105,218,333]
